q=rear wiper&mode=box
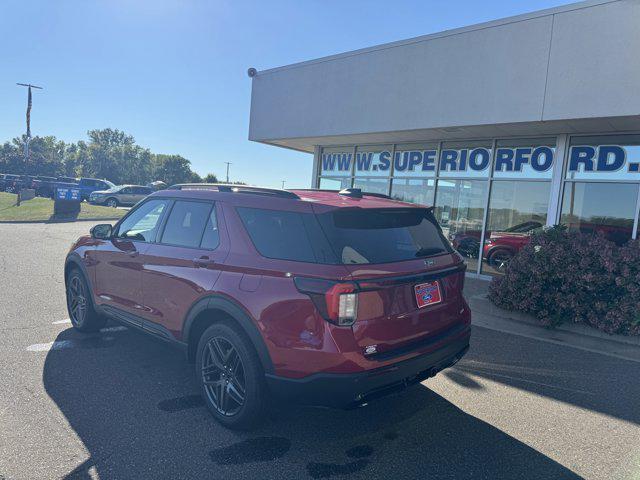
[415,247,445,258]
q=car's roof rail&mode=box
[295,187,392,200]
[168,183,300,199]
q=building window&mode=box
[392,143,438,178]
[353,177,390,195]
[435,179,488,273]
[482,181,550,275]
[493,138,556,179]
[319,177,352,190]
[391,178,435,206]
[354,145,393,177]
[560,182,637,245]
[439,141,492,179]
[560,135,640,245]
[320,147,353,177]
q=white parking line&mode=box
[27,340,74,352]
[52,319,71,325]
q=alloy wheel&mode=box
[67,276,87,326]
[201,337,246,416]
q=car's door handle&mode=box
[193,256,215,268]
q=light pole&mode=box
[16,83,43,162]
[224,162,232,183]
[281,180,286,189]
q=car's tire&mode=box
[196,322,266,430]
[65,269,107,332]
[488,248,514,271]
[106,197,119,208]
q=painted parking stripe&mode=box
[52,319,71,325]
[27,340,74,352]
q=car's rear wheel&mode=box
[488,248,514,272]
[196,323,266,430]
[66,269,106,332]
[106,197,119,208]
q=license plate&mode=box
[414,281,442,308]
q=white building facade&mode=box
[249,0,640,277]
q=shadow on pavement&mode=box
[42,324,585,479]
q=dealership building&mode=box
[248,0,640,277]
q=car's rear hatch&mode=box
[312,205,467,358]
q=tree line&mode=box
[0,128,219,186]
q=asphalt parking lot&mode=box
[1,221,639,480]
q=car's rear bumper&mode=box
[265,327,470,408]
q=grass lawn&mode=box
[0,192,126,222]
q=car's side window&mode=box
[160,200,213,248]
[121,187,131,194]
[200,206,220,250]
[116,199,169,242]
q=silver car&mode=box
[89,185,152,207]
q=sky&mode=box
[0,0,573,188]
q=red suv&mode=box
[65,185,471,429]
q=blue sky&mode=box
[0,0,571,188]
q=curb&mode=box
[468,294,640,362]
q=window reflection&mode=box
[560,182,637,245]
[353,177,390,195]
[435,179,488,273]
[391,178,435,206]
[319,177,352,190]
[482,181,550,275]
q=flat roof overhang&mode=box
[248,0,640,154]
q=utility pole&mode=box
[224,162,232,183]
[16,83,43,162]
[281,180,286,189]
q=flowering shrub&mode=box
[488,226,640,336]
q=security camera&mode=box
[247,67,257,78]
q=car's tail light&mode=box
[294,277,359,326]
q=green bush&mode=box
[488,226,640,336]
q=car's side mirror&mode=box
[90,223,113,239]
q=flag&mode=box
[26,86,32,138]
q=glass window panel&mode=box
[353,177,390,196]
[567,135,640,181]
[319,177,352,190]
[434,179,488,272]
[116,199,169,242]
[161,201,212,248]
[481,181,551,275]
[320,147,353,177]
[392,143,438,177]
[354,145,393,177]
[390,178,435,206]
[439,141,492,179]
[560,182,637,245]
[493,138,556,179]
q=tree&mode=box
[151,154,196,186]
[203,173,218,183]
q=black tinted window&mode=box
[237,207,336,263]
[200,207,220,250]
[317,208,452,264]
[117,199,168,242]
[161,201,212,248]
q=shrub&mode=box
[488,225,640,336]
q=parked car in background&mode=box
[32,176,59,198]
[65,185,471,429]
[482,221,544,271]
[0,174,21,192]
[77,178,115,201]
[89,184,152,207]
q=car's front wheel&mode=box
[66,269,106,332]
[196,323,266,430]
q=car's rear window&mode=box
[317,208,452,264]
[237,206,451,265]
